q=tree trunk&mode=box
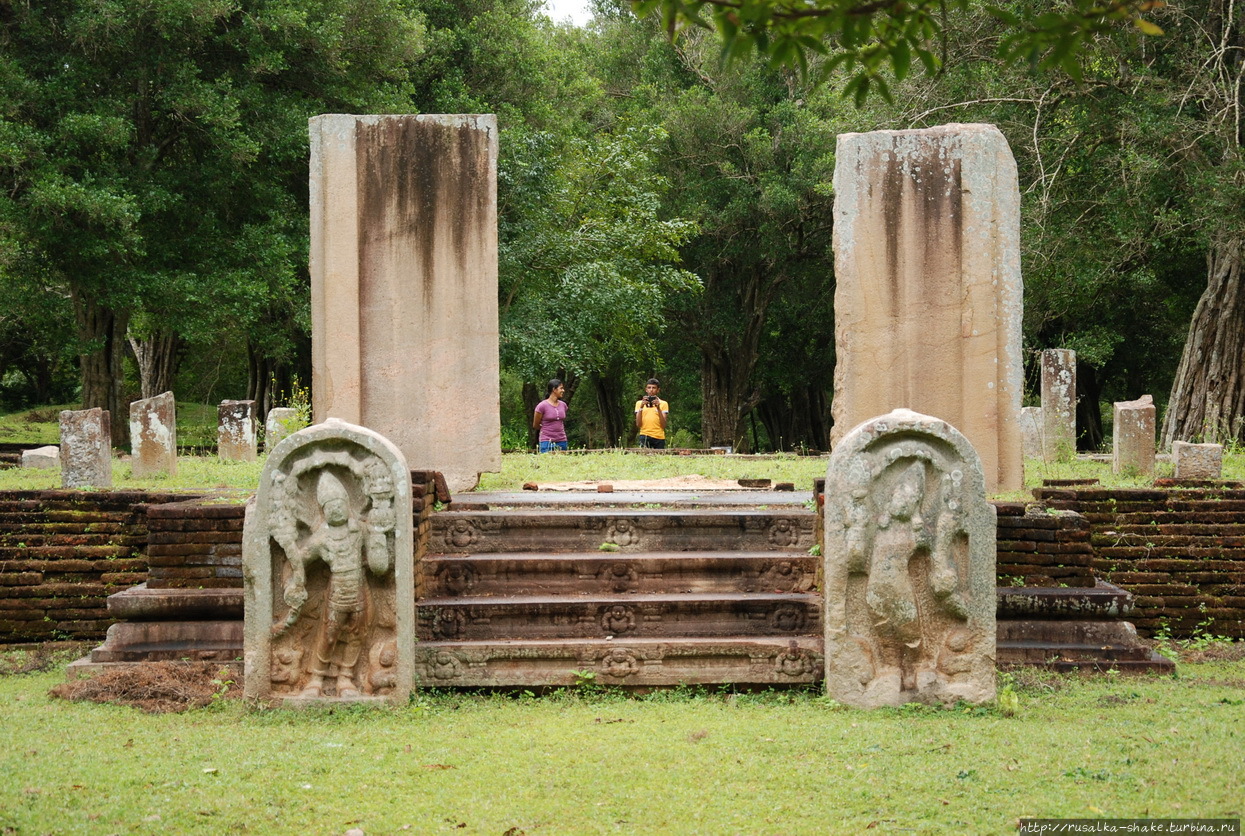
[1162,240,1245,447]
[591,372,628,448]
[701,351,761,451]
[756,385,829,453]
[128,328,181,400]
[71,290,131,446]
[1075,359,1104,452]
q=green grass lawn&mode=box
[0,650,1241,834]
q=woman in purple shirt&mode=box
[533,378,568,453]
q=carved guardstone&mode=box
[823,409,996,707]
[129,391,177,477]
[243,418,414,705]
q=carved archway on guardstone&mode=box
[243,418,413,705]
[823,408,996,708]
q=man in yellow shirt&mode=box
[634,378,670,449]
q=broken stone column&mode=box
[218,400,257,462]
[1173,441,1224,480]
[59,408,112,489]
[1112,395,1155,477]
[129,391,178,477]
[1041,349,1076,462]
[310,114,500,491]
[1020,406,1043,460]
[831,124,1023,493]
[243,418,414,706]
[21,446,60,469]
[265,407,300,452]
[823,409,996,708]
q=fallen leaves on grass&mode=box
[48,662,241,713]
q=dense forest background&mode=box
[1,0,1242,453]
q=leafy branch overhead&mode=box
[632,0,1167,103]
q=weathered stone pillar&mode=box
[823,409,996,708]
[831,124,1023,493]
[1173,441,1223,480]
[1019,406,1043,461]
[309,114,501,491]
[130,391,177,477]
[1041,349,1076,462]
[243,418,414,706]
[264,407,299,452]
[1112,395,1155,476]
[59,408,111,488]
[218,400,258,462]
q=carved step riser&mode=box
[423,555,819,597]
[418,601,822,642]
[414,641,824,687]
[430,512,816,555]
[995,644,1156,663]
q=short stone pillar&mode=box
[265,407,300,452]
[822,409,996,708]
[831,124,1024,493]
[1020,406,1043,460]
[1173,441,1224,480]
[243,418,414,705]
[129,391,178,477]
[1112,395,1155,476]
[1040,349,1076,461]
[59,408,112,489]
[218,400,257,462]
[21,446,60,469]
[310,114,501,491]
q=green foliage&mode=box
[633,0,1164,104]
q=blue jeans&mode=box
[538,440,568,453]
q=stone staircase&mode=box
[411,496,825,688]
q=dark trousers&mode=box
[637,435,666,449]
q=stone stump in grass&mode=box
[264,407,300,453]
[21,445,60,469]
[823,409,996,708]
[129,391,177,477]
[243,418,413,706]
[59,407,111,489]
[1112,395,1155,477]
[1173,441,1224,480]
[218,400,257,462]
[1020,406,1042,461]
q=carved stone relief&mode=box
[823,409,996,707]
[243,418,413,705]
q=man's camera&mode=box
[644,395,658,406]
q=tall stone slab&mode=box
[218,400,257,462]
[129,391,177,477]
[832,124,1023,493]
[243,418,414,705]
[1112,395,1155,476]
[1041,349,1077,462]
[310,114,500,492]
[1020,406,1043,460]
[59,408,111,489]
[823,409,996,708]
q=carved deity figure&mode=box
[243,418,413,705]
[824,410,996,708]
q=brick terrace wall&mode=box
[146,499,246,589]
[1034,483,1245,638]
[0,490,193,641]
[994,502,1095,588]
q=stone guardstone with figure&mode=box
[823,409,996,708]
[243,418,413,705]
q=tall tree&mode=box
[0,0,423,440]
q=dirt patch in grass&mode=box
[0,642,94,675]
[1177,641,1245,664]
[49,661,241,713]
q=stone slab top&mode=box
[451,490,814,509]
